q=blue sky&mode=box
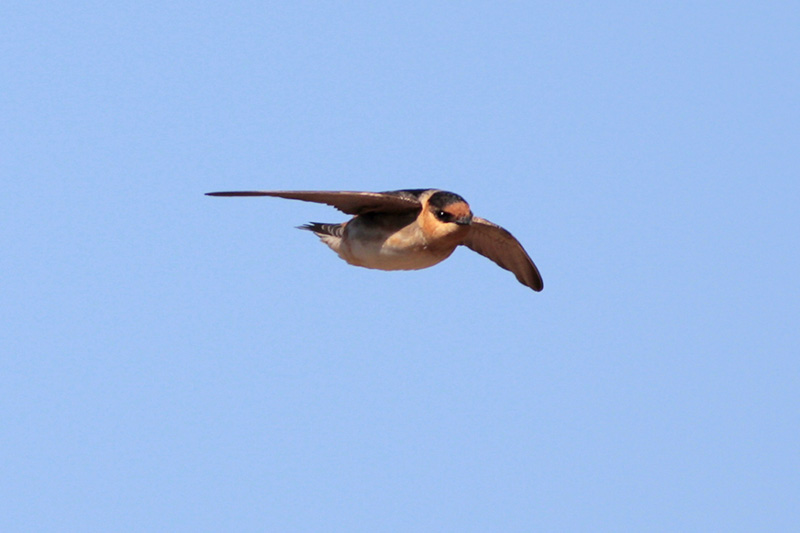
[2,2,799,531]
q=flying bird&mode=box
[206,189,543,291]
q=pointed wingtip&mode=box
[206,191,272,197]
[528,271,544,292]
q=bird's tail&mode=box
[297,222,345,238]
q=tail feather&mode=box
[297,222,344,237]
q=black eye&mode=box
[436,210,450,221]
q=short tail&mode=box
[297,222,345,238]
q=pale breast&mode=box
[338,214,457,271]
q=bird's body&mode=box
[207,188,543,291]
[307,189,471,271]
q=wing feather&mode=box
[205,190,421,215]
[461,217,543,291]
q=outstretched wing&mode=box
[461,217,543,292]
[205,190,422,215]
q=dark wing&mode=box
[461,217,543,292]
[205,190,422,215]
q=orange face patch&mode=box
[444,201,472,219]
[419,207,471,246]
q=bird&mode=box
[206,189,543,291]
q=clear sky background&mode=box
[2,2,798,531]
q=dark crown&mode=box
[428,191,467,208]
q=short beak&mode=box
[455,215,473,226]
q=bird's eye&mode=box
[436,210,450,220]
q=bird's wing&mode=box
[205,190,422,215]
[461,217,543,292]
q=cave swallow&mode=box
[206,189,543,291]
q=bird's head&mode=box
[420,190,474,242]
